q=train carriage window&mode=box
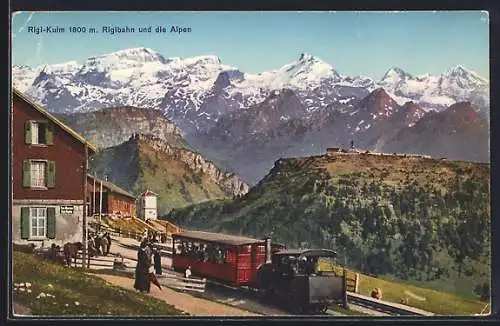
[207,244,216,263]
[173,238,182,255]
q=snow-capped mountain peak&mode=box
[447,64,469,76]
[11,46,490,133]
[381,67,412,82]
[298,52,317,62]
[445,64,488,85]
[44,61,80,74]
[181,55,222,66]
[93,47,168,63]
[270,53,340,89]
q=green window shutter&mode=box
[24,121,32,144]
[46,207,56,239]
[21,207,30,239]
[46,161,56,188]
[45,123,54,145]
[22,160,31,187]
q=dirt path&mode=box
[94,274,260,316]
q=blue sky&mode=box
[11,11,489,79]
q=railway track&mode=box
[203,279,375,316]
[205,279,435,317]
[110,236,433,317]
[346,292,434,316]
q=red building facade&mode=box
[12,88,97,246]
[86,175,136,217]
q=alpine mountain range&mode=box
[12,47,490,184]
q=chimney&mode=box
[264,236,272,264]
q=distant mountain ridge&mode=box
[15,48,489,184]
[55,106,184,149]
[89,133,249,216]
[381,101,489,162]
[187,87,489,184]
[13,47,489,136]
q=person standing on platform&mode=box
[153,247,162,275]
[134,240,151,293]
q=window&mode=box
[30,161,46,188]
[30,207,47,238]
[22,160,56,189]
[20,206,56,240]
[31,121,47,144]
[25,120,53,145]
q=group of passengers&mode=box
[176,242,227,264]
[146,231,167,244]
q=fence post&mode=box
[354,273,359,293]
[342,267,349,309]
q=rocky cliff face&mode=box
[56,106,184,149]
[132,133,249,196]
[89,131,250,216]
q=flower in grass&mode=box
[36,292,47,299]
[74,301,80,306]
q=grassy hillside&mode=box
[165,153,491,302]
[12,251,184,316]
[90,138,236,216]
[133,140,234,215]
[319,262,488,315]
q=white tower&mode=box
[138,190,158,220]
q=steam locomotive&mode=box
[171,230,347,314]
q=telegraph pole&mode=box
[99,176,103,223]
[82,144,88,269]
[93,173,96,218]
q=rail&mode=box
[346,291,434,316]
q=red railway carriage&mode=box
[171,230,283,286]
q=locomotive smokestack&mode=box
[264,236,272,264]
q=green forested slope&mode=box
[165,153,490,300]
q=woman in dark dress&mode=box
[134,240,151,293]
[153,247,162,275]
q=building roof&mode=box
[140,190,158,197]
[87,174,136,200]
[172,230,265,246]
[13,88,98,153]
